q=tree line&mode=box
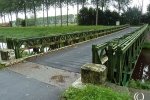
[78,7,120,25]
[0,0,133,27]
[141,4,150,24]
[78,4,150,26]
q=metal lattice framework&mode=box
[92,24,149,86]
[6,25,129,59]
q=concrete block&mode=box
[81,63,107,85]
[0,49,15,61]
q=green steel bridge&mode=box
[4,24,149,86]
[0,24,149,100]
[92,24,149,86]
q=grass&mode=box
[128,80,150,90]
[63,84,131,100]
[0,25,113,40]
[0,64,5,70]
[143,42,150,49]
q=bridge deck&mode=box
[28,27,138,73]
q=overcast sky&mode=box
[132,0,150,13]
[1,0,150,23]
[36,0,150,18]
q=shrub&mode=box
[77,7,121,26]
[128,80,150,90]
[63,84,131,100]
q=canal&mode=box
[132,49,150,81]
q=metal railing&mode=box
[6,24,129,59]
[92,24,149,86]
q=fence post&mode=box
[6,38,14,49]
[116,47,123,85]
[92,45,100,64]
[14,39,22,59]
[107,45,115,83]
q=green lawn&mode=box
[0,25,113,40]
[63,84,131,100]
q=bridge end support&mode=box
[81,63,107,85]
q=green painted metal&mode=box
[92,24,149,86]
[6,24,129,59]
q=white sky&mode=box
[131,0,150,13]
[37,0,150,18]
[1,0,150,23]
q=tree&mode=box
[59,0,63,26]
[28,0,41,26]
[42,0,45,26]
[64,0,72,26]
[141,4,150,24]
[12,0,21,26]
[91,0,100,26]
[43,0,52,26]
[147,4,150,13]
[113,0,131,14]
[88,7,96,25]
[77,7,89,25]
[91,0,110,25]
[122,7,141,25]
[77,7,120,25]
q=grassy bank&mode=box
[0,25,113,39]
[0,64,5,70]
[128,80,150,90]
[63,84,131,100]
[143,42,150,49]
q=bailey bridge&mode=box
[0,24,149,100]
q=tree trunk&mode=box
[1,13,3,24]
[60,0,62,26]
[55,0,57,26]
[10,12,12,22]
[15,11,18,26]
[118,0,121,15]
[67,0,68,26]
[8,14,10,23]
[1,18,3,24]
[33,1,37,26]
[96,0,99,26]
[42,3,45,26]
[1,16,3,24]
[4,14,6,24]
[24,4,27,27]
[82,0,85,8]
[101,0,104,11]
[77,0,79,15]
[46,0,49,26]
[102,7,104,11]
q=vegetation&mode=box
[0,0,149,26]
[15,14,76,27]
[128,80,150,90]
[0,25,112,39]
[121,7,142,25]
[78,6,148,25]
[63,84,131,100]
[0,64,5,69]
[0,0,132,26]
[141,4,150,24]
[143,42,150,49]
[78,7,120,25]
